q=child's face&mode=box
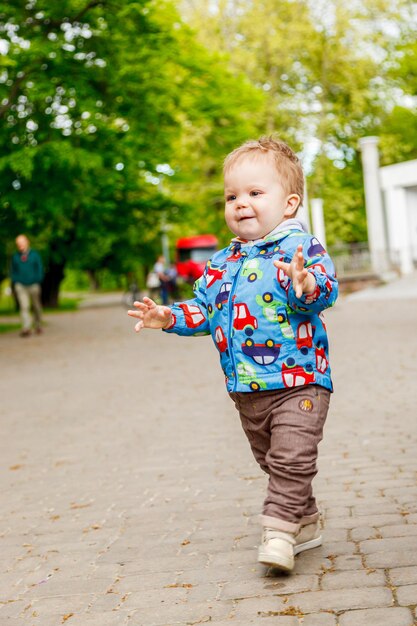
[224,154,300,240]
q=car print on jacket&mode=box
[215,326,228,353]
[282,358,316,387]
[277,306,295,339]
[233,302,258,336]
[255,292,281,323]
[256,244,285,259]
[205,261,227,288]
[276,262,291,292]
[237,362,267,391]
[242,337,282,366]
[255,293,295,339]
[307,237,326,258]
[226,244,243,263]
[306,262,333,300]
[241,259,263,282]
[315,343,328,374]
[215,282,232,309]
[296,321,314,353]
[179,303,206,328]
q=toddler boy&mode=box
[128,137,338,572]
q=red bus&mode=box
[176,235,218,282]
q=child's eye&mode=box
[226,194,236,202]
[250,190,261,196]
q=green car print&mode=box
[207,303,215,319]
[237,361,267,391]
[241,259,263,283]
[255,292,295,339]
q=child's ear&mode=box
[284,194,301,217]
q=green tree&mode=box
[180,0,415,245]
[0,0,262,303]
[378,15,417,165]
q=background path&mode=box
[1,290,417,626]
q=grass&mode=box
[0,296,80,334]
[0,296,80,316]
[44,297,81,312]
[0,323,21,334]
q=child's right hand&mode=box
[127,297,173,333]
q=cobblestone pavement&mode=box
[1,292,417,626]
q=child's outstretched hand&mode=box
[274,244,316,298]
[127,297,173,333]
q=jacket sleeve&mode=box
[163,270,211,337]
[287,237,338,315]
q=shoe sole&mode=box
[293,535,322,555]
[258,551,294,571]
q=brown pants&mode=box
[230,385,331,533]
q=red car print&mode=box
[315,345,328,374]
[276,261,290,291]
[226,248,243,263]
[233,302,258,336]
[215,326,228,353]
[304,283,321,305]
[179,303,206,328]
[282,358,315,387]
[309,263,333,300]
[296,321,314,353]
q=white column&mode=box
[359,137,389,274]
[311,198,326,248]
[384,187,402,266]
[393,187,413,275]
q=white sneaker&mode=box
[294,521,322,555]
[258,528,296,571]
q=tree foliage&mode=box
[2,0,416,297]
[0,0,262,301]
[180,0,417,246]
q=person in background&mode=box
[153,255,170,306]
[166,263,178,301]
[11,234,44,337]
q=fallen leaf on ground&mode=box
[70,503,92,510]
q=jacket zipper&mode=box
[227,251,251,392]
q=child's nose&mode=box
[236,195,249,209]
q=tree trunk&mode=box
[42,262,65,308]
[87,269,100,290]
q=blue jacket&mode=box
[165,226,338,393]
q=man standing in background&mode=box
[11,234,44,337]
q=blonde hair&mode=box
[223,136,304,205]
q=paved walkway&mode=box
[1,293,417,626]
[346,271,417,302]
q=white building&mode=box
[360,137,417,276]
